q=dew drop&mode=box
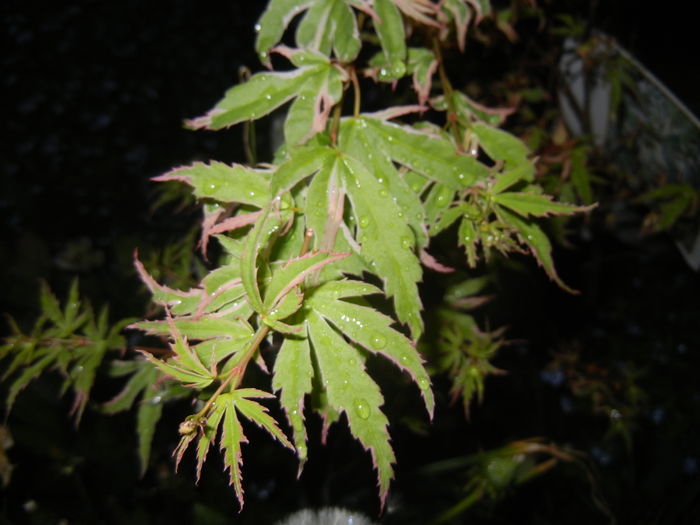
[464,235,471,242]
[526,234,533,240]
[379,189,388,198]
[254,23,261,32]
[418,376,430,390]
[411,182,422,192]
[249,190,256,197]
[415,212,423,220]
[359,215,370,228]
[259,51,268,59]
[387,135,394,142]
[370,333,387,349]
[208,183,216,191]
[343,379,348,385]
[401,355,408,362]
[354,398,370,419]
[297,443,307,457]
[265,94,271,100]
[291,409,298,416]
[379,68,388,77]
[458,173,465,180]
[400,236,412,249]
[397,211,404,218]
[300,95,306,101]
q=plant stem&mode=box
[350,66,361,117]
[194,324,270,419]
[432,37,463,150]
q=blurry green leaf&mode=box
[373,0,407,80]
[472,122,529,167]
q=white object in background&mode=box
[275,507,377,525]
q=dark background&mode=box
[2,1,699,524]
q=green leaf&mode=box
[472,122,529,167]
[232,388,294,451]
[219,393,246,507]
[308,279,434,415]
[255,0,314,64]
[497,208,576,293]
[407,48,437,105]
[137,389,164,476]
[240,207,284,313]
[366,117,488,189]
[134,257,200,316]
[133,317,253,342]
[153,162,271,208]
[339,155,424,338]
[374,0,407,79]
[307,310,395,508]
[215,390,294,509]
[340,118,428,250]
[272,333,314,464]
[196,400,227,481]
[187,68,313,130]
[296,0,361,62]
[271,145,335,196]
[187,53,343,146]
[494,192,592,218]
[284,64,344,146]
[490,161,535,194]
[140,326,215,389]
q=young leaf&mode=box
[215,390,294,509]
[139,326,215,389]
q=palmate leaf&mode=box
[186,50,344,146]
[186,389,293,509]
[271,279,433,507]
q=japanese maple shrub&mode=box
[1,0,590,510]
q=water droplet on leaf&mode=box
[401,236,412,249]
[354,398,370,419]
[370,333,387,349]
[418,376,430,390]
[359,215,370,228]
[379,189,388,198]
[254,24,261,32]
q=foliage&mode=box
[1,0,598,516]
